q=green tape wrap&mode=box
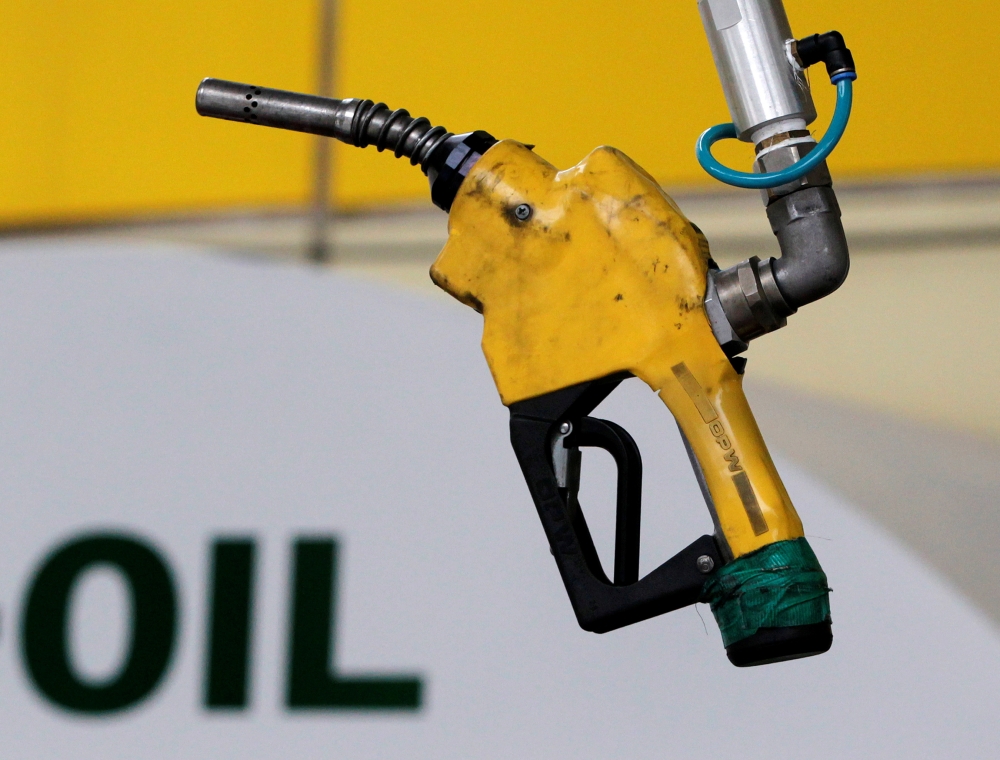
[700,538,831,647]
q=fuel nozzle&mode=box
[195,78,496,211]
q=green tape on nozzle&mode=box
[700,537,831,647]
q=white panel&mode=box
[0,241,996,758]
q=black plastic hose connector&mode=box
[426,131,498,211]
[795,31,856,81]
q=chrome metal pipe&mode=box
[195,79,453,170]
[697,0,815,140]
[196,79,357,139]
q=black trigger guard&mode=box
[565,416,642,586]
[509,371,724,634]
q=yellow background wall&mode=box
[3,0,997,225]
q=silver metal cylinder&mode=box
[196,79,357,139]
[697,0,816,139]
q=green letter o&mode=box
[22,534,177,714]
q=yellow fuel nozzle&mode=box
[196,81,832,667]
[432,141,832,666]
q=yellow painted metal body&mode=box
[430,141,802,559]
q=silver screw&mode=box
[558,421,572,435]
[696,555,715,574]
[514,203,532,221]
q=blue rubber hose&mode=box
[695,73,856,190]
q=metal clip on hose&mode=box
[696,0,856,354]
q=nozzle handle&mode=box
[508,372,726,634]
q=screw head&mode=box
[696,555,715,574]
[514,203,532,221]
[558,421,572,435]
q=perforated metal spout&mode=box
[196,78,454,171]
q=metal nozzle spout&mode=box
[195,78,456,170]
[196,78,357,140]
[196,78,497,211]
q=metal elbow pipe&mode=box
[768,185,849,308]
[704,181,850,354]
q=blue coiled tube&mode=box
[695,73,856,189]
